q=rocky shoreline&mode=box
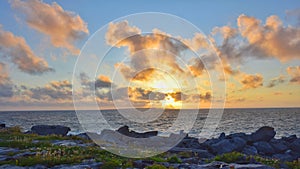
[0,124,299,168]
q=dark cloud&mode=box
[80,72,113,90]
[266,75,285,88]
[29,80,72,100]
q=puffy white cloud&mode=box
[237,14,300,61]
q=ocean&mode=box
[0,108,299,139]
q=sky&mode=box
[0,0,300,110]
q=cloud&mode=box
[266,75,285,88]
[106,21,209,83]
[0,26,53,74]
[29,80,72,101]
[237,14,300,61]
[10,0,89,55]
[188,57,205,77]
[240,74,263,89]
[0,63,14,97]
[80,72,113,90]
[287,66,300,84]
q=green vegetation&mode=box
[252,156,280,169]
[286,160,300,169]
[213,151,245,163]
[167,156,182,163]
[146,164,168,169]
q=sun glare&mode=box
[161,94,182,109]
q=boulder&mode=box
[289,138,300,152]
[253,141,275,155]
[272,153,294,162]
[270,139,288,153]
[219,132,226,139]
[0,123,5,128]
[117,125,158,138]
[242,145,258,155]
[282,135,297,143]
[31,125,70,136]
[226,132,247,140]
[248,126,276,142]
[210,137,246,155]
[168,147,213,159]
[176,137,202,149]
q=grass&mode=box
[213,152,245,163]
[286,160,300,169]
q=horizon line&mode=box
[1,106,300,112]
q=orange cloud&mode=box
[287,66,300,84]
[237,14,300,61]
[11,0,89,55]
[0,26,53,74]
[240,74,263,89]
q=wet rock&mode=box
[0,155,11,162]
[0,165,25,169]
[75,133,91,140]
[282,135,297,143]
[31,125,70,136]
[226,132,247,140]
[13,152,36,159]
[242,145,258,155]
[289,138,300,152]
[50,161,102,169]
[248,126,276,142]
[52,140,79,146]
[211,137,246,155]
[169,147,213,159]
[133,160,154,168]
[219,132,226,139]
[176,137,202,149]
[253,141,275,155]
[0,147,19,155]
[270,139,288,153]
[181,157,199,164]
[117,125,158,138]
[28,165,47,169]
